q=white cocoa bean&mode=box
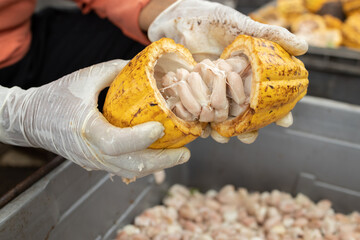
[227,72,246,105]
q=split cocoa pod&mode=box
[103,36,309,149]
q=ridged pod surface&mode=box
[211,35,309,137]
[103,38,205,149]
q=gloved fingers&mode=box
[204,6,308,56]
[236,130,259,144]
[238,16,308,56]
[104,147,190,179]
[67,59,129,100]
[148,0,308,56]
[210,129,259,144]
[83,112,165,156]
[203,3,308,56]
[276,112,293,128]
[200,125,211,138]
[210,130,230,144]
[153,170,166,184]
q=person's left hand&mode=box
[148,0,303,143]
[0,60,190,181]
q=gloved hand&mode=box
[148,0,308,60]
[148,0,303,143]
[0,60,190,181]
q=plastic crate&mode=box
[1,96,360,240]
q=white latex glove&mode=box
[0,60,190,180]
[148,0,301,143]
[148,0,308,61]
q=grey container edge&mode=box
[1,95,360,240]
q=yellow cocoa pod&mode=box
[211,35,309,137]
[323,14,343,29]
[342,13,360,48]
[277,0,307,23]
[305,0,327,12]
[341,0,360,16]
[305,0,344,19]
[291,13,327,33]
[249,5,289,28]
[103,38,205,149]
[290,14,342,48]
[104,36,309,147]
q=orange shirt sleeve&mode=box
[74,0,151,45]
[0,0,36,68]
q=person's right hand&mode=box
[0,60,190,181]
[148,0,308,61]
